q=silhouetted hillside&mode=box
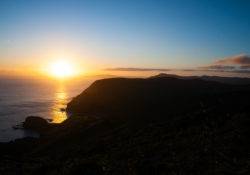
[150,73,250,84]
[1,75,250,174]
[67,76,250,119]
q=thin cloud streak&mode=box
[199,65,235,70]
[105,68,171,72]
[214,54,250,65]
[105,67,250,74]
[105,54,250,76]
[199,54,250,74]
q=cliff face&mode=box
[1,76,250,174]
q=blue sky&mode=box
[0,0,250,72]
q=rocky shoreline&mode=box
[1,75,250,174]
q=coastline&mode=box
[1,75,250,174]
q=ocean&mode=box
[0,77,95,142]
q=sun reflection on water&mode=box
[51,84,68,123]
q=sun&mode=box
[49,60,76,78]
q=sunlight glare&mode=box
[49,60,76,78]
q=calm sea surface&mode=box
[0,77,95,142]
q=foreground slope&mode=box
[1,75,250,174]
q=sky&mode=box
[0,0,250,76]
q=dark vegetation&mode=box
[1,74,250,174]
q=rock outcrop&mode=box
[23,116,49,133]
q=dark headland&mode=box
[1,74,250,174]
